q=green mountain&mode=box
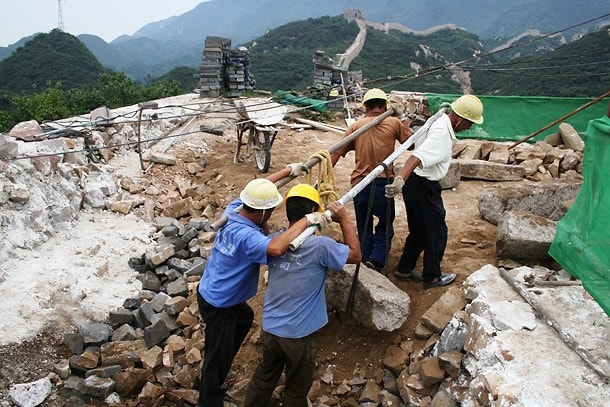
[246,16,608,97]
[0,18,606,98]
[245,15,480,93]
[470,29,610,97]
[0,30,111,94]
[77,34,132,71]
[135,0,607,46]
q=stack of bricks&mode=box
[199,37,255,98]
[313,50,363,110]
[198,36,232,98]
[225,47,254,95]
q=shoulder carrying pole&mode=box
[288,107,448,250]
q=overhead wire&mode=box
[2,92,347,162]
[4,12,609,162]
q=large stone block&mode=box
[496,211,556,260]
[325,265,410,331]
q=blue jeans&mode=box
[353,179,394,266]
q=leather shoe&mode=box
[423,273,456,289]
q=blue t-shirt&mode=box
[262,234,349,338]
[198,199,271,308]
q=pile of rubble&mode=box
[10,226,607,406]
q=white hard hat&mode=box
[240,179,283,210]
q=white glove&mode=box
[305,212,332,231]
[385,176,405,198]
[287,163,309,177]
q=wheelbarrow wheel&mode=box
[252,128,271,173]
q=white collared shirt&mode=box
[413,114,456,181]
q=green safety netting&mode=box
[548,112,610,316]
[426,94,610,142]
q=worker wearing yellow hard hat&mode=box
[387,94,484,290]
[244,184,361,406]
[330,88,412,273]
[451,94,484,125]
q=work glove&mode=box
[385,176,405,198]
[287,162,309,177]
[305,212,332,231]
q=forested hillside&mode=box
[246,16,486,93]
[0,16,607,134]
[246,16,360,92]
[246,16,609,97]
[0,31,184,132]
[0,30,110,94]
[471,29,610,97]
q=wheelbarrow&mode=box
[233,98,287,173]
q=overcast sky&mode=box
[0,0,207,47]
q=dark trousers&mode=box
[353,180,395,266]
[197,291,254,407]
[244,330,316,407]
[397,173,447,282]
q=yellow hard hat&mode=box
[240,179,283,210]
[284,183,323,212]
[329,89,339,97]
[362,88,390,108]
[451,95,484,124]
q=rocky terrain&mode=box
[0,93,608,406]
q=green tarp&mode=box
[426,93,610,315]
[549,111,610,316]
[275,90,327,112]
[426,94,610,142]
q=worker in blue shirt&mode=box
[244,184,361,407]
[197,165,332,407]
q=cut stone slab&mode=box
[496,211,556,260]
[478,179,582,225]
[456,159,526,181]
[421,286,467,333]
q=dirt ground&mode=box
[0,106,499,403]
[143,110,499,393]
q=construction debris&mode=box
[1,93,608,406]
